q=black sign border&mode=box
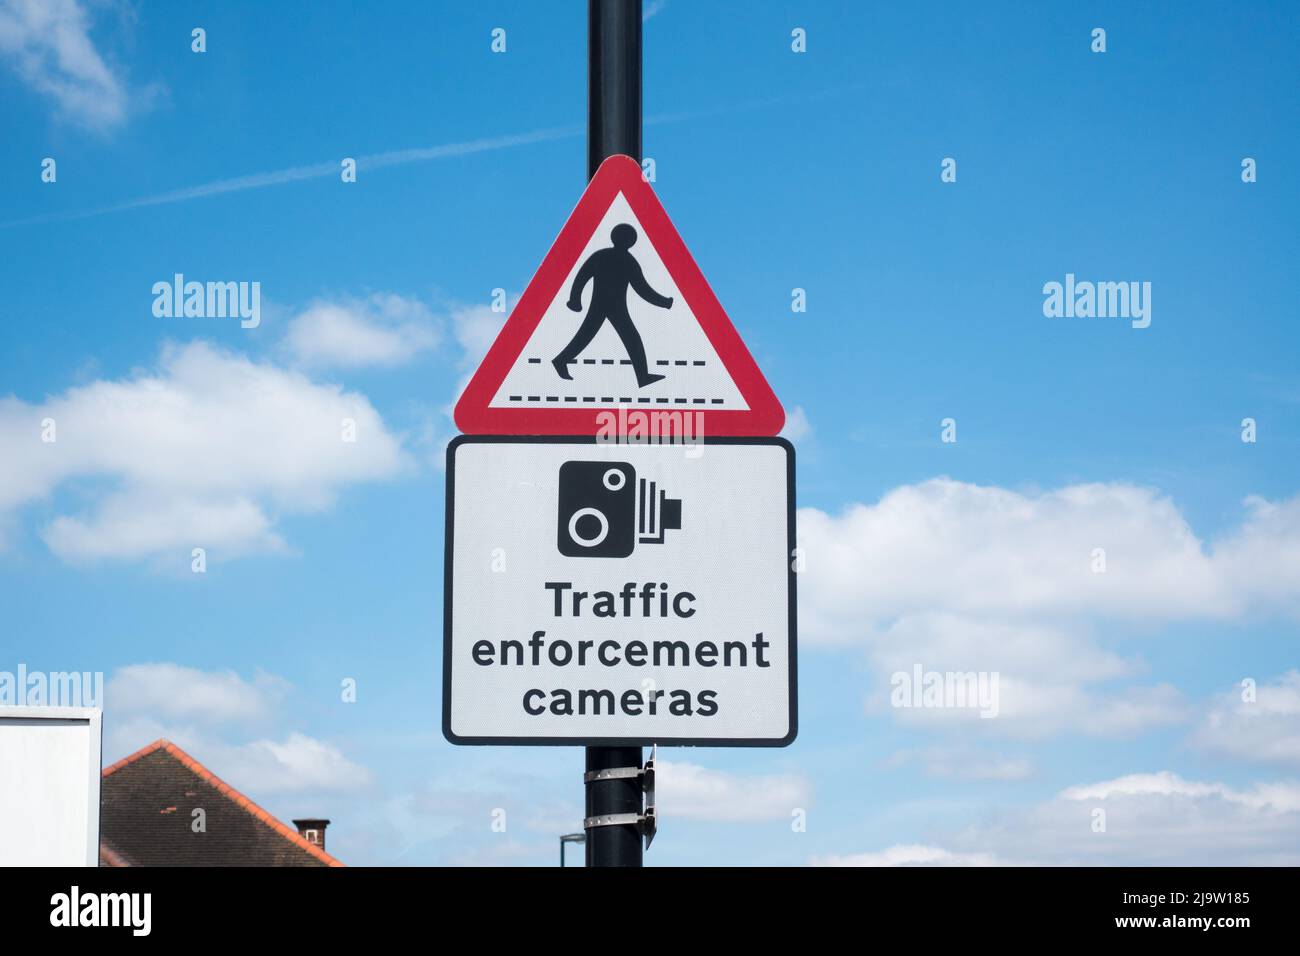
[443,435,798,747]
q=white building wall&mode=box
[0,707,102,866]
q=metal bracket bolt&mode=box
[582,745,657,850]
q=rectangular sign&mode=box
[443,436,796,746]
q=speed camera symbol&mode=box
[556,461,683,558]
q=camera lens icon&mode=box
[557,461,682,558]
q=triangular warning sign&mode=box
[455,155,784,436]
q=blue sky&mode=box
[2,0,1298,866]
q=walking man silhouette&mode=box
[552,223,673,387]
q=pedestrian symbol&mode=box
[554,224,673,388]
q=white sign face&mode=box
[443,437,796,746]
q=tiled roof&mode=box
[98,839,134,867]
[100,739,343,867]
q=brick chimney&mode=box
[293,819,330,851]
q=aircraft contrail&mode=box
[0,124,583,229]
[1,86,862,230]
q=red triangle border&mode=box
[454,155,785,437]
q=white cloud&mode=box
[43,490,285,562]
[102,663,370,795]
[451,301,507,370]
[886,746,1032,781]
[284,294,440,369]
[871,614,1132,681]
[864,615,1189,739]
[798,479,1300,739]
[779,405,812,442]
[217,732,372,793]
[812,845,1003,867]
[1082,683,1190,735]
[1210,498,1300,612]
[0,0,130,129]
[444,301,509,423]
[108,720,371,794]
[819,771,1300,866]
[1193,671,1300,766]
[643,0,669,22]
[444,840,553,867]
[799,480,1300,628]
[1057,770,1300,810]
[657,760,811,822]
[106,663,289,725]
[405,776,579,839]
[1010,771,1300,864]
[0,340,408,562]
